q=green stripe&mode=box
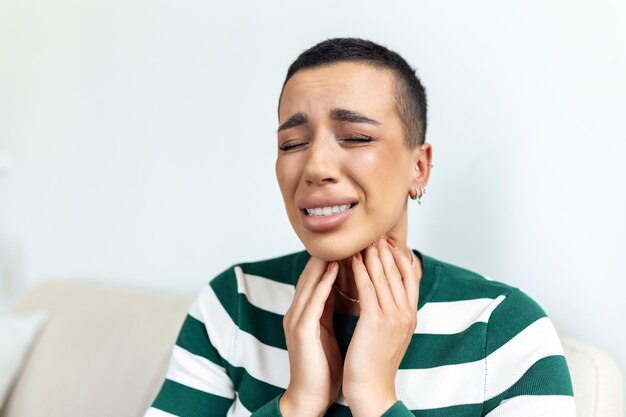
[427,264,511,302]
[251,393,285,417]
[237,293,287,348]
[224,364,284,412]
[175,314,223,367]
[238,251,306,286]
[485,288,547,356]
[411,402,483,417]
[218,360,340,413]
[482,355,574,414]
[401,323,487,368]
[413,251,439,309]
[208,266,239,325]
[333,320,489,368]
[151,379,232,417]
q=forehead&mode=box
[279,61,398,123]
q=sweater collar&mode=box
[292,248,439,312]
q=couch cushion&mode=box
[2,280,192,417]
[0,311,47,409]
[560,335,624,417]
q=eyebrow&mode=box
[277,108,381,132]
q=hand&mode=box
[342,237,421,417]
[280,256,343,417]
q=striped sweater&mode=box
[145,249,576,417]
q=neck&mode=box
[333,207,421,315]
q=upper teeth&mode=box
[306,204,353,216]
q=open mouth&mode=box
[301,202,358,217]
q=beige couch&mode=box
[3,280,624,417]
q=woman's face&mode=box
[276,61,425,261]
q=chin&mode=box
[290,209,391,260]
[304,244,352,262]
[299,232,370,262]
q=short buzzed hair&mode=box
[278,37,428,148]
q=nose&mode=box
[303,135,340,186]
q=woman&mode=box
[145,38,576,417]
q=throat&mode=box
[333,290,360,316]
[333,260,361,316]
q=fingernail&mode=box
[387,237,398,249]
[326,261,336,271]
[355,252,362,262]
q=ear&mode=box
[411,143,433,188]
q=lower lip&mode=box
[300,204,357,232]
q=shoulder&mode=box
[207,249,307,290]
[421,254,566,367]
[424,252,548,318]
[197,250,307,319]
[184,250,306,343]
[423,252,518,302]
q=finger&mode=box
[320,278,336,333]
[389,246,420,311]
[378,237,410,311]
[363,244,396,314]
[289,256,330,321]
[294,254,324,292]
[351,252,380,314]
[302,261,340,327]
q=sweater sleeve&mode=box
[144,267,284,417]
[481,288,576,416]
[380,400,415,417]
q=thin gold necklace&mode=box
[333,249,416,303]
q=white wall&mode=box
[1,0,624,393]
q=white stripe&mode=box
[416,295,505,334]
[233,268,507,335]
[395,359,485,409]
[484,395,576,416]
[226,394,252,417]
[234,267,294,315]
[485,317,566,400]
[143,407,178,417]
[189,283,291,390]
[166,345,235,399]
[188,285,235,358]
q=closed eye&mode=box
[279,142,305,151]
[343,136,373,143]
[278,136,374,152]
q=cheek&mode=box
[350,150,400,195]
[275,160,292,188]
[275,160,300,206]
[351,155,409,225]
